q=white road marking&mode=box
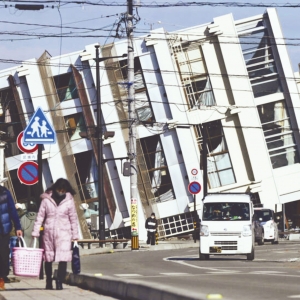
[114,274,143,277]
[248,271,286,274]
[160,273,189,276]
[164,255,242,273]
[164,255,221,271]
[207,271,241,274]
[288,295,300,298]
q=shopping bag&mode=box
[12,237,44,277]
[71,241,81,274]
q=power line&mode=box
[4,1,300,8]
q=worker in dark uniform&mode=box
[145,213,157,245]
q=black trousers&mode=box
[45,261,67,282]
[147,231,156,245]
[0,234,10,278]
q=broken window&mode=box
[201,120,236,188]
[119,58,154,123]
[140,135,174,203]
[74,151,108,214]
[258,100,299,169]
[173,42,215,108]
[54,72,79,102]
[0,87,23,157]
[239,25,282,98]
[64,113,86,141]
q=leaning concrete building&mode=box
[0,7,299,240]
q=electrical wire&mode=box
[3,1,300,8]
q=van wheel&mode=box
[199,249,209,260]
[246,247,255,261]
[271,239,279,244]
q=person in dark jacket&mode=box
[145,213,157,246]
[0,186,22,291]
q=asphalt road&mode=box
[80,240,300,300]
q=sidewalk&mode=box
[0,239,199,300]
[0,275,118,300]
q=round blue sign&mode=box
[17,161,38,185]
[188,181,201,195]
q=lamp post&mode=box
[94,45,127,246]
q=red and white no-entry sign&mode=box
[17,131,38,153]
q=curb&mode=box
[63,271,211,300]
[79,241,199,256]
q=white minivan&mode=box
[254,207,279,244]
[199,193,255,261]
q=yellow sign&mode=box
[131,202,138,236]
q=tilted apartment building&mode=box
[0,7,299,239]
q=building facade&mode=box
[0,8,299,240]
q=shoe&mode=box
[45,278,53,290]
[0,277,5,291]
[4,277,10,283]
[55,280,63,290]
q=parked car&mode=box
[254,208,279,244]
[253,215,264,245]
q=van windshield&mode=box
[254,210,273,222]
[203,202,250,221]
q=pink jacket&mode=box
[32,192,79,262]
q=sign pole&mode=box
[37,144,44,280]
[37,144,43,207]
[193,194,197,243]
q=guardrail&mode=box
[78,238,129,249]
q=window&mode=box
[140,135,174,203]
[119,58,154,123]
[203,202,250,221]
[64,113,87,141]
[74,151,109,215]
[173,42,215,108]
[0,87,23,157]
[239,26,282,98]
[196,120,236,188]
[257,100,299,169]
[54,73,78,102]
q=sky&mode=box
[0,1,299,72]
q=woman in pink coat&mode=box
[32,178,79,290]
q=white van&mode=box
[254,207,279,244]
[199,193,255,261]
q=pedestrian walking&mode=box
[31,178,79,290]
[145,213,157,246]
[0,186,23,291]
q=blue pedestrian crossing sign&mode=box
[24,107,56,144]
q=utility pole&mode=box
[127,0,139,250]
[202,123,208,199]
[94,46,127,247]
[95,45,105,246]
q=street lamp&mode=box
[94,45,127,246]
